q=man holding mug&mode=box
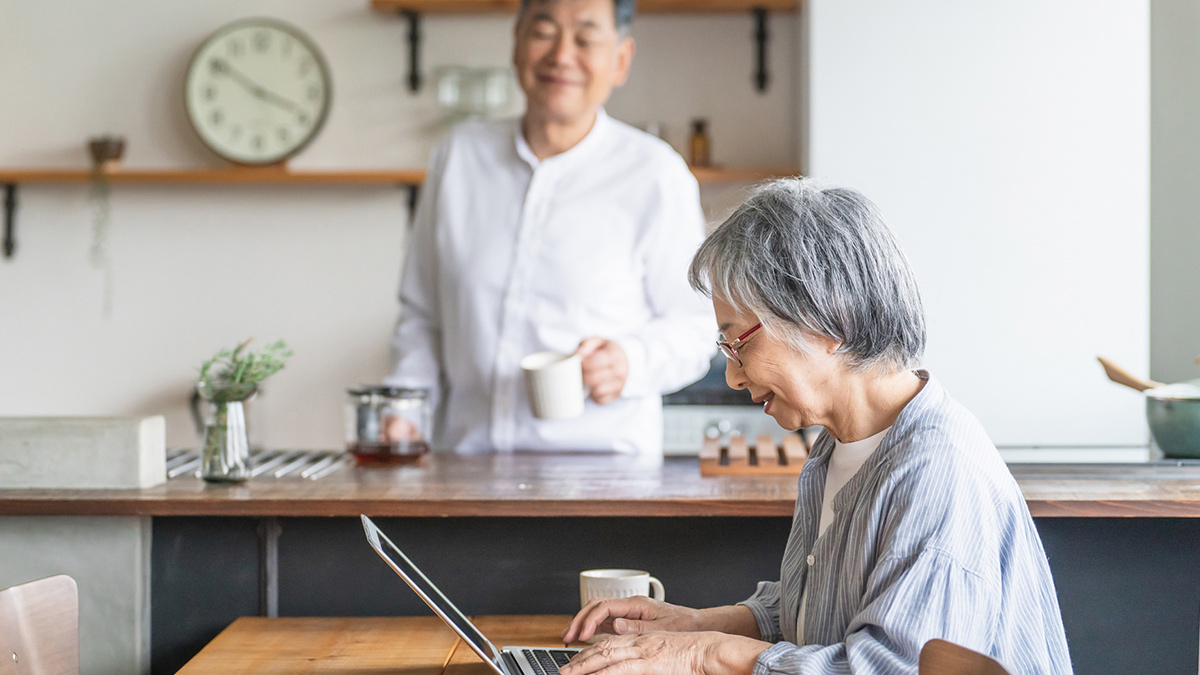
[387,0,713,454]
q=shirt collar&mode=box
[513,108,611,170]
[819,369,937,511]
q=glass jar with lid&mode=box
[345,386,430,465]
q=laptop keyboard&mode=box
[521,649,576,675]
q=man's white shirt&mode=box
[388,110,715,454]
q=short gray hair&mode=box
[517,0,636,33]
[688,178,926,373]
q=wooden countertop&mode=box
[2,454,1200,518]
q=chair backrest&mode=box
[919,639,1012,675]
[0,575,79,675]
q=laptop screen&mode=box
[360,515,505,669]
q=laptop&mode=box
[361,515,582,675]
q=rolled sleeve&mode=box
[752,642,819,675]
[739,580,783,643]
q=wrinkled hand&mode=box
[563,597,704,643]
[575,338,629,405]
[560,631,769,675]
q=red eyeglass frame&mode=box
[716,323,762,367]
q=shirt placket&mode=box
[489,166,552,451]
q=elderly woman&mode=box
[559,179,1071,674]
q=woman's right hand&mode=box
[561,597,706,643]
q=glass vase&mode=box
[200,399,251,483]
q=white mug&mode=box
[579,569,665,608]
[521,351,586,420]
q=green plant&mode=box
[197,338,293,402]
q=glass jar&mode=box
[197,381,254,483]
[345,386,431,466]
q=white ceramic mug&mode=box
[521,351,586,420]
[579,569,665,608]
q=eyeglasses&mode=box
[716,323,762,367]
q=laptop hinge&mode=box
[500,650,524,675]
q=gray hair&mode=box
[517,0,636,33]
[688,178,926,373]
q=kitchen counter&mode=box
[3,452,1200,518]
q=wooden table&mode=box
[175,615,575,675]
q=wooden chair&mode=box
[919,639,1011,675]
[0,575,79,675]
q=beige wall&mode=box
[1151,0,1200,384]
[0,0,799,450]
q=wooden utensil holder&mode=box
[700,433,809,476]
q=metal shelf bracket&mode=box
[3,183,15,259]
[753,7,770,92]
[403,9,423,92]
[407,184,420,216]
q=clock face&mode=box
[185,18,332,165]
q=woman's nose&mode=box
[725,359,748,390]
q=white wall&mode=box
[807,0,1150,450]
[1151,0,1200,385]
[0,0,799,449]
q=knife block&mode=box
[700,433,809,476]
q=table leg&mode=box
[257,517,280,618]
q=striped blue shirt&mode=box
[740,372,1072,674]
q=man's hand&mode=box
[575,338,629,405]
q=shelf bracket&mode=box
[402,9,423,92]
[407,184,421,217]
[3,183,15,259]
[752,7,770,93]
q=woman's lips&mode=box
[753,392,776,414]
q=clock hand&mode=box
[211,58,305,114]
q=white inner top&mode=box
[798,426,892,643]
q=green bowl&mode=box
[1147,396,1200,459]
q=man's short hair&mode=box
[517,0,637,33]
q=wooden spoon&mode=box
[1097,356,1164,392]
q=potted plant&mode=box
[196,339,292,483]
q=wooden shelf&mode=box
[370,0,798,14]
[0,167,424,186]
[0,166,796,187]
[690,166,799,183]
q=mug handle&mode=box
[648,576,665,602]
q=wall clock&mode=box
[184,18,332,165]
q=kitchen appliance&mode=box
[346,386,431,465]
[663,354,798,455]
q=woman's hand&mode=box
[559,631,771,675]
[562,597,704,643]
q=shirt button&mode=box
[806,555,815,566]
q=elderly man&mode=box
[387,0,714,453]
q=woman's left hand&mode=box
[560,631,770,675]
